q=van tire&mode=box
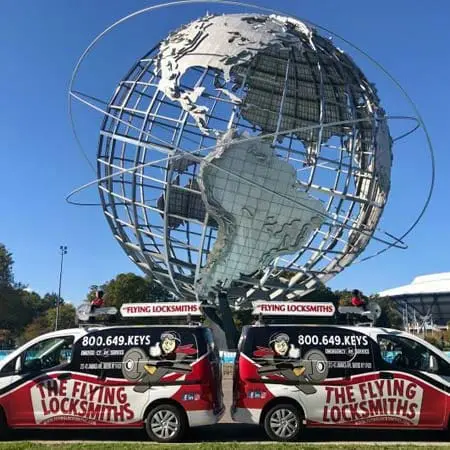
[145,404,186,443]
[0,408,9,440]
[263,403,302,442]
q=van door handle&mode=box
[379,372,393,380]
[58,373,72,380]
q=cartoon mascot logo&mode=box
[269,332,300,359]
[254,332,328,395]
[122,331,196,392]
[150,331,181,360]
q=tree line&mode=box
[0,242,408,349]
[0,243,75,346]
[232,283,403,331]
[0,243,173,346]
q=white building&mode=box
[379,272,450,326]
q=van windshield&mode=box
[33,338,68,360]
[378,334,450,374]
[414,335,450,363]
[22,336,74,371]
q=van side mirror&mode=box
[22,358,42,373]
[15,357,22,374]
[429,355,438,373]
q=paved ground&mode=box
[221,375,233,423]
[4,378,450,444]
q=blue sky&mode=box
[1,0,449,304]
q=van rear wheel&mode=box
[263,403,302,442]
[145,404,186,443]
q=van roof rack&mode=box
[250,300,381,327]
[76,301,209,328]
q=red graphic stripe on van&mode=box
[176,344,197,355]
[253,347,274,357]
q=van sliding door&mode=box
[375,334,448,428]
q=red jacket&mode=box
[91,296,104,307]
[351,296,365,307]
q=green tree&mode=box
[80,273,172,326]
[21,303,76,343]
[20,291,58,321]
[105,273,151,307]
[85,284,105,303]
[373,296,403,329]
[302,283,340,304]
[41,293,61,309]
[0,244,14,288]
[0,288,64,342]
[423,334,444,350]
[233,308,253,332]
[0,244,68,344]
[0,286,26,331]
[86,273,171,309]
[335,289,356,306]
[0,329,13,349]
[49,303,76,331]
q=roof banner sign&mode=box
[252,301,336,317]
[120,302,202,317]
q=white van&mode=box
[232,302,450,441]
[0,303,224,442]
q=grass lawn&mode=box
[0,444,449,450]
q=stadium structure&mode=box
[379,273,450,330]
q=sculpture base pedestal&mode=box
[202,291,239,350]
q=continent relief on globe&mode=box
[156,13,311,134]
[197,131,325,295]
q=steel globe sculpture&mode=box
[95,13,391,300]
[69,4,433,346]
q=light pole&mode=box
[55,245,68,331]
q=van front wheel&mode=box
[145,404,186,443]
[0,409,9,440]
[264,403,302,442]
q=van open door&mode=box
[203,328,224,416]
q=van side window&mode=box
[73,328,199,379]
[21,336,74,372]
[0,357,18,374]
[378,335,444,373]
[246,327,375,380]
